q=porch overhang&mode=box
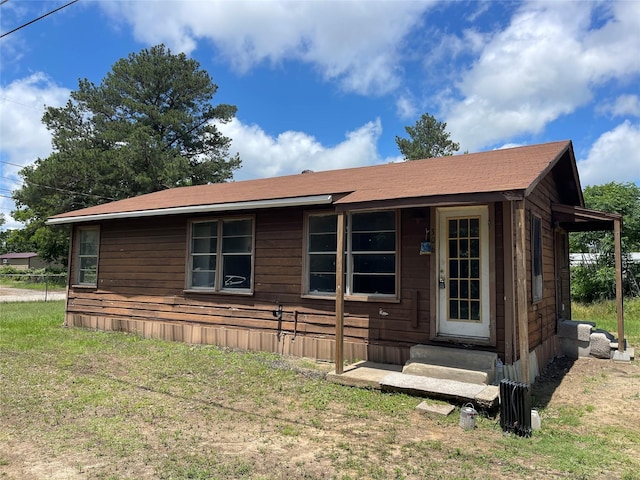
[551,203,628,361]
[551,203,622,232]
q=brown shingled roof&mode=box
[48,140,579,224]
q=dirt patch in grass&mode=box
[1,320,639,480]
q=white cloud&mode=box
[217,117,396,180]
[598,95,640,118]
[0,74,70,229]
[444,1,640,151]
[396,94,418,120]
[577,121,640,187]
[98,0,431,96]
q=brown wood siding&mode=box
[66,203,519,365]
[523,173,563,352]
[67,207,438,364]
[96,218,187,294]
[493,203,506,359]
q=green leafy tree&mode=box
[0,214,6,254]
[395,113,460,160]
[570,182,640,301]
[13,44,240,262]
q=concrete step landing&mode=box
[381,372,499,409]
[327,361,499,409]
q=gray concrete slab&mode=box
[381,372,492,403]
[415,401,455,416]
[327,361,402,389]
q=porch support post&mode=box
[515,200,530,384]
[335,211,346,374]
[503,202,515,364]
[614,217,625,354]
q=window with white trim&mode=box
[531,214,543,302]
[76,226,99,286]
[188,218,253,292]
[305,210,397,297]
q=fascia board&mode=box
[46,194,333,225]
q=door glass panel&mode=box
[459,219,468,237]
[460,260,469,278]
[449,240,457,258]
[460,280,468,299]
[448,219,457,238]
[460,300,469,320]
[447,215,482,323]
[449,280,458,298]
[449,259,458,278]
[470,218,479,237]
[470,301,480,320]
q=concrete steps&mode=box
[403,344,497,385]
[327,344,502,409]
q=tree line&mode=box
[1,44,637,301]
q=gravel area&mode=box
[0,286,66,303]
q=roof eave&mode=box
[46,194,334,225]
[523,140,583,205]
[334,190,526,212]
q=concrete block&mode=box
[612,350,632,363]
[403,361,490,385]
[408,344,496,372]
[475,385,500,409]
[561,337,591,359]
[590,330,614,359]
[557,320,594,342]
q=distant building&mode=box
[570,252,640,267]
[0,252,50,270]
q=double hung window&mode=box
[189,218,253,292]
[306,210,397,297]
[76,226,100,286]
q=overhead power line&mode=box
[1,160,115,201]
[1,0,80,39]
[0,159,27,169]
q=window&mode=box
[305,211,397,297]
[308,214,338,293]
[188,218,253,292]
[76,226,99,286]
[531,214,543,302]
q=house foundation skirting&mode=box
[503,335,561,384]
[64,313,409,364]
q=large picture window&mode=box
[188,218,253,292]
[76,226,100,286]
[531,214,543,302]
[305,211,397,297]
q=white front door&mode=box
[436,206,491,340]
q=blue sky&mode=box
[1,0,639,230]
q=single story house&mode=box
[0,252,49,270]
[47,140,627,382]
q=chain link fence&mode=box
[0,272,67,302]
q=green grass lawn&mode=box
[573,297,640,346]
[1,301,639,480]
